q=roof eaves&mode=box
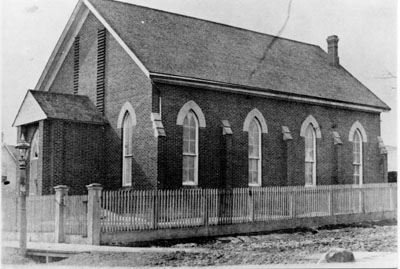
[45,117,107,125]
[338,65,391,111]
[313,45,390,111]
[150,72,390,113]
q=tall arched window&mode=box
[243,109,268,187]
[182,110,199,185]
[122,112,133,186]
[305,124,316,186]
[248,118,262,186]
[348,121,367,185]
[353,130,363,185]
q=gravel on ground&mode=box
[2,220,397,267]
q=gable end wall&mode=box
[47,12,156,191]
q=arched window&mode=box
[182,110,199,185]
[122,112,133,186]
[300,115,321,186]
[305,124,316,186]
[248,118,262,186]
[352,130,363,185]
[243,109,268,187]
[348,121,367,185]
[29,130,39,196]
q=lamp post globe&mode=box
[15,135,30,159]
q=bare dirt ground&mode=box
[2,219,397,267]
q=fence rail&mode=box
[100,183,397,232]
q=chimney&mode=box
[327,35,339,67]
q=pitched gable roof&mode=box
[36,0,389,112]
[13,91,105,126]
[86,0,389,111]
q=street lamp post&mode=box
[15,134,30,257]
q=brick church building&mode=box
[13,0,390,195]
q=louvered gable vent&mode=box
[73,36,80,94]
[96,28,106,114]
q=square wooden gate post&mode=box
[87,183,103,245]
[54,185,69,243]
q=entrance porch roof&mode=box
[13,90,105,127]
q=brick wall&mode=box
[25,119,106,195]
[62,121,106,194]
[48,13,157,190]
[157,83,384,189]
[38,13,385,191]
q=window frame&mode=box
[30,130,39,161]
[182,110,199,186]
[29,129,40,196]
[248,118,262,187]
[122,112,133,187]
[352,129,363,185]
[304,124,317,187]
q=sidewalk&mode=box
[2,241,397,268]
[2,240,206,254]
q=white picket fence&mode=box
[100,183,397,232]
[2,183,396,237]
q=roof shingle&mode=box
[30,90,105,124]
[88,0,389,110]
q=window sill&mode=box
[183,182,198,186]
[304,184,316,188]
[248,183,261,187]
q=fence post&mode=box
[389,185,393,211]
[360,186,365,213]
[152,190,159,229]
[87,183,103,245]
[202,189,209,226]
[288,190,293,218]
[54,185,69,243]
[248,188,254,222]
[329,186,334,216]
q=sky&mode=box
[0,0,397,148]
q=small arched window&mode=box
[122,112,133,186]
[352,130,363,185]
[305,124,316,186]
[248,118,262,186]
[29,130,40,196]
[182,110,199,185]
[30,131,39,160]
